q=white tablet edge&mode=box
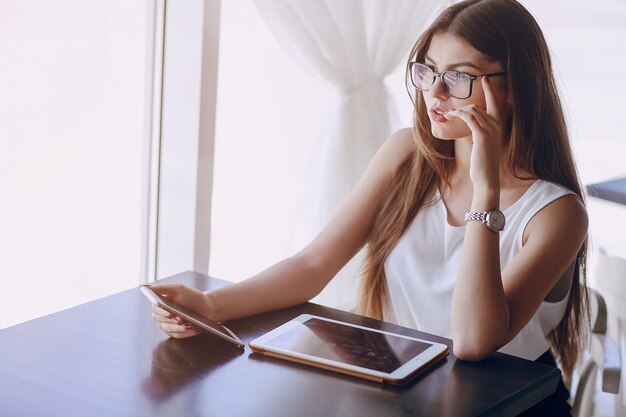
[249,314,448,383]
[140,285,245,349]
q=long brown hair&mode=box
[357,0,588,377]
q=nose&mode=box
[428,75,449,100]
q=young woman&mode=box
[151,1,588,414]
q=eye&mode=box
[416,64,432,78]
[442,71,462,86]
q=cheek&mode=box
[468,94,488,111]
[430,118,472,140]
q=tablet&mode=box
[140,285,244,349]
[249,314,448,384]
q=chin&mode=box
[429,120,471,140]
[431,131,456,140]
[430,127,468,140]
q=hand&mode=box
[150,284,207,339]
[445,76,505,189]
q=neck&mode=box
[453,136,473,175]
[451,136,525,189]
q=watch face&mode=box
[487,209,505,232]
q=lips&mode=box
[430,107,451,123]
[432,106,450,116]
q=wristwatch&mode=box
[464,208,506,232]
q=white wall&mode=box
[522,0,626,274]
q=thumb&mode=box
[146,283,187,301]
[147,283,206,313]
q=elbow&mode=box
[452,341,495,362]
[451,310,510,361]
[452,331,506,361]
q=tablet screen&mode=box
[264,318,432,373]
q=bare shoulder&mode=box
[525,192,588,247]
[353,127,415,195]
[385,127,415,157]
[371,128,415,173]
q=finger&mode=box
[152,311,179,325]
[461,105,499,132]
[445,107,488,134]
[159,321,186,333]
[151,306,192,327]
[448,105,499,134]
[482,76,500,121]
[150,283,206,313]
[151,308,192,328]
[153,315,198,330]
[168,329,202,339]
[152,305,175,320]
[160,322,202,339]
[149,283,186,301]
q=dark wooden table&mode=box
[587,177,626,206]
[0,272,561,417]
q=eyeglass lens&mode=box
[411,63,470,99]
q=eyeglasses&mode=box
[408,62,507,99]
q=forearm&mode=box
[202,254,327,322]
[451,188,510,359]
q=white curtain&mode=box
[253,0,444,309]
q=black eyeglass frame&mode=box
[409,62,507,99]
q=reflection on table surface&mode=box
[144,334,243,402]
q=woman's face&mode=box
[419,32,509,140]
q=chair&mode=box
[571,287,620,417]
[595,253,626,417]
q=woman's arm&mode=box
[151,128,416,335]
[451,193,587,360]
[448,77,588,360]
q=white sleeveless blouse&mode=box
[384,180,574,360]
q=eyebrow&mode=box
[424,54,483,71]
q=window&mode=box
[209,0,412,290]
[2,0,623,329]
[0,1,150,328]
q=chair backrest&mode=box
[594,252,626,415]
[595,253,626,336]
[571,288,616,417]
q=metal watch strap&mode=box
[464,208,505,232]
[464,212,487,223]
